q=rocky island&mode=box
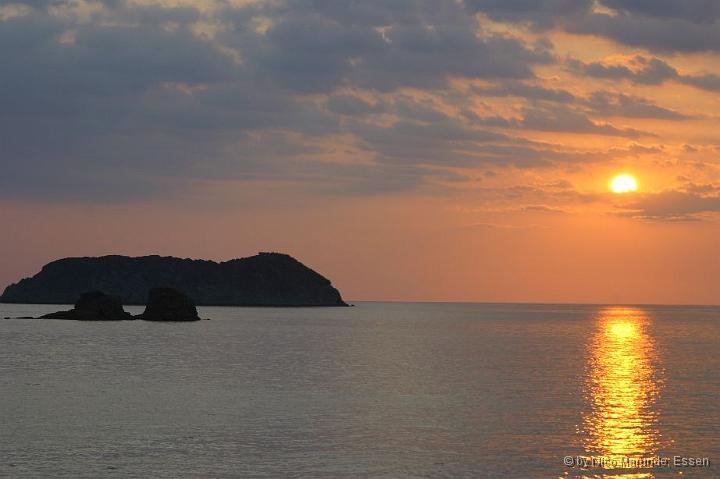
[38,288,202,321]
[1,253,348,307]
[41,291,134,321]
[138,288,201,321]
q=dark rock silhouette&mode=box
[1,253,348,307]
[40,291,133,321]
[138,288,200,322]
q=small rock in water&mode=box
[138,287,200,322]
[40,291,133,321]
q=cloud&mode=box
[583,91,689,119]
[349,26,553,91]
[568,55,720,92]
[472,81,577,103]
[352,118,510,167]
[326,94,387,116]
[474,104,654,137]
[343,96,652,169]
[619,186,720,221]
[519,105,652,136]
[567,56,677,84]
[598,0,720,24]
[464,1,720,54]
[680,73,720,91]
[463,0,593,29]
[236,1,553,93]
[520,205,568,214]
[472,79,687,120]
[568,11,720,53]
[0,0,716,205]
[457,180,600,209]
[0,0,566,202]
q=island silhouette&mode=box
[1,252,347,307]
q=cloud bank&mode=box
[1,0,718,221]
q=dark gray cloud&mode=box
[680,73,720,91]
[568,11,720,53]
[0,0,567,202]
[283,0,469,28]
[567,56,677,85]
[338,95,634,169]
[463,0,720,53]
[568,56,720,92]
[519,105,651,136]
[583,91,688,119]
[598,0,720,23]
[463,0,593,29]
[326,95,387,116]
[350,26,552,91]
[242,14,384,93]
[472,105,653,137]
[472,81,577,103]
[353,119,509,167]
[471,80,687,120]
[233,0,552,93]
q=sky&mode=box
[2,0,720,304]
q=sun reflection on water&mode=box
[580,307,663,479]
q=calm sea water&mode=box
[1,302,718,478]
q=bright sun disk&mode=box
[610,174,638,194]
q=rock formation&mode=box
[40,291,134,321]
[1,252,348,307]
[138,287,200,322]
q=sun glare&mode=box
[610,174,638,194]
[608,321,636,339]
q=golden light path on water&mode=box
[580,307,663,479]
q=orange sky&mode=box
[2,1,720,304]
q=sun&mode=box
[610,174,638,194]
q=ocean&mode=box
[1,302,718,478]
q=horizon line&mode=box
[344,299,720,308]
